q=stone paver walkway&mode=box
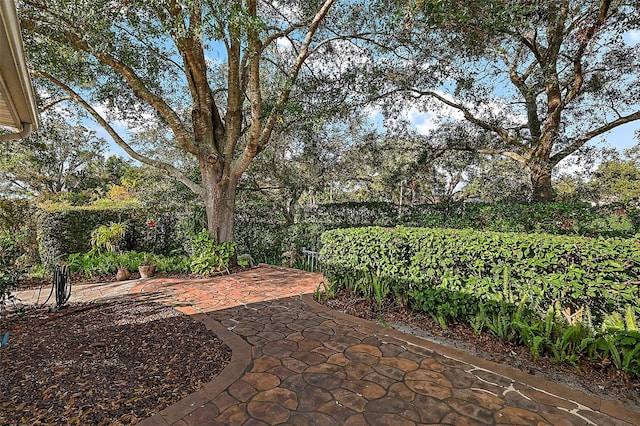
[15,265,639,425]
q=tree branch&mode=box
[261,25,303,51]
[232,0,338,175]
[39,96,72,113]
[114,23,185,73]
[561,0,612,108]
[21,10,196,154]
[410,89,531,153]
[474,148,528,164]
[551,109,640,165]
[34,70,204,197]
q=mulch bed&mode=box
[0,299,231,425]
[322,290,640,411]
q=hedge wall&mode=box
[36,206,184,268]
[34,199,640,269]
[304,201,639,238]
[236,200,638,263]
[320,226,640,322]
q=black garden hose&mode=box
[40,265,72,311]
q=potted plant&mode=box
[115,264,131,281]
[90,222,130,281]
[138,253,156,278]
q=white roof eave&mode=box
[0,0,39,141]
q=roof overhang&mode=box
[0,0,39,141]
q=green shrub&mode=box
[303,202,398,227]
[68,250,189,278]
[232,200,639,265]
[37,206,186,269]
[320,226,639,322]
[320,226,640,377]
[594,330,640,377]
[37,206,138,268]
[91,222,127,253]
[0,238,20,305]
[0,197,38,266]
[189,230,236,275]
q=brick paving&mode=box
[15,265,640,425]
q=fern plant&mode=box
[550,324,587,366]
[371,271,390,309]
[469,304,489,335]
[487,309,512,340]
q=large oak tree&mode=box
[19,0,357,242]
[383,0,640,201]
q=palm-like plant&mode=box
[90,222,127,253]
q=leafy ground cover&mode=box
[321,290,640,412]
[0,299,231,425]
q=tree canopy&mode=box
[0,111,106,199]
[20,0,378,241]
[15,0,640,244]
[374,0,640,201]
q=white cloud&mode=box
[398,93,466,135]
[276,37,293,50]
[406,108,437,135]
[624,30,640,45]
[367,89,528,139]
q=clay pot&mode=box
[116,268,131,281]
[138,265,156,278]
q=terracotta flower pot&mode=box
[116,268,131,281]
[138,265,156,278]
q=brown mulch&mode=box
[0,299,231,425]
[322,290,640,412]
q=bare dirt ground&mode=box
[323,290,640,412]
[0,298,231,425]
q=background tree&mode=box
[462,158,532,203]
[587,147,640,202]
[20,0,352,242]
[0,111,106,200]
[379,0,640,201]
[242,122,341,223]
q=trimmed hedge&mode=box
[236,200,638,263]
[35,199,640,269]
[402,201,639,237]
[302,202,398,227]
[37,206,184,269]
[305,200,639,238]
[320,226,640,322]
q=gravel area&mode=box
[0,299,231,425]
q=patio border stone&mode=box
[137,313,252,426]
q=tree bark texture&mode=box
[529,160,555,202]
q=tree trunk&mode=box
[201,164,238,243]
[530,161,555,202]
